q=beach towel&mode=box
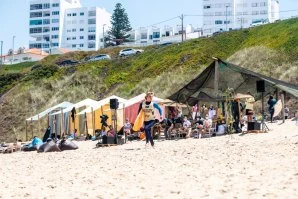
[133,110,144,132]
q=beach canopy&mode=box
[169,58,298,105]
[51,98,98,115]
[76,95,127,115]
[26,101,73,121]
[158,99,188,107]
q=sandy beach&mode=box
[0,120,298,199]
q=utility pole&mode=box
[12,35,15,64]
[0,41,3,67]
[180,14,184,42]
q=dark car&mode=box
[56,59,80,66]
[159,42,173,47]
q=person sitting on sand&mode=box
[202,114,212,134]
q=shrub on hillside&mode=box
[0,73,23,94]
[24,64,59,81]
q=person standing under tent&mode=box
[138,91,163,147]
[192,104,198,120]
[267,95,277,123]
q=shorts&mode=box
[246,109,253,115]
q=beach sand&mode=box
[0,120,298,199]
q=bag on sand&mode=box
[58,139,78,151]
[38,140,61,153]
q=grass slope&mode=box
[1,18,298,142]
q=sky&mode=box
[0,0,298,54]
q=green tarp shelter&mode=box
[169,58,298,105]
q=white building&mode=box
[127,24,202,46]
[29,0,111,52]
[203,0,279,35]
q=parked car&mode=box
[159,42,174,47]
[56,59,80,66]
[87,54,111,62]
[119,48,144,57]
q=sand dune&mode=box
[0,120,298,199]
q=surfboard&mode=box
[273,99,282,117]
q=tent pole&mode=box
[214,59,219,94]
[31,118,33,139]
[25,120,28,141]
[91,107,95,136]
[61,109,64,137]
[47,113,49,127]
[84,112,88,136]
[275,88,279,100]
[100,105,104,130]
[37,114,40,137]
[237,99,241,128]
[281,92,285,124]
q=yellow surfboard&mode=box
[133,110,144,132]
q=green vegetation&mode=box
[1,18,298,142]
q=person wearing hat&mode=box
[138,91,163,147]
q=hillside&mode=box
[1,18,298,142]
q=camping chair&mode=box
[203,122,216,138]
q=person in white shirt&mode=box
[182,116,192,138]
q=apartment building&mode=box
[29,0,111,52]
[203,0,279,35]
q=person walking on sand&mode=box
[267,95,277,123]
[138,91,163,148]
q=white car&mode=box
[87,54,111,62]
[119,48,144,57]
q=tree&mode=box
[108,3,132,45]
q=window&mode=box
[42,43,49,48]
[88,10,96,16]
[72,37,76,40]
[88,27,96,32]
[51,35,59,39]
[152,32,160,39]
[80,36,84,39]
[72,13,76,16]
[67,13,71,17]
[72,44,76,48]
[43,3,50,9]
[260,2,267,7]
[67,37,71,40]
[252,3,258,7]
[30,27,42,33]
[67,29,71,32]
[43,12,50,17]
[204,5,211,9]
[52,19,59,23]
[52,3,59,7]
[72,20,77,24]
[252,11,259,15]
[43,27,50,32]
[30,20,42,25]
[52,43,59,47]
[52,11,59,15]
[29,43,41,48]
[80,12,84,16]
[215,20,223,24]
[88,35,96,40]
[30,12,42,18]
[80,28,84,31]
[72,28,76,32]
[79,44,84,47]
[224,20,230,24]
[88,43,95,48]
[52,27,59,31]
[88,19,96,24]
[260,10,268,15]
[30,4,42,10]
[43,19,50,24]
